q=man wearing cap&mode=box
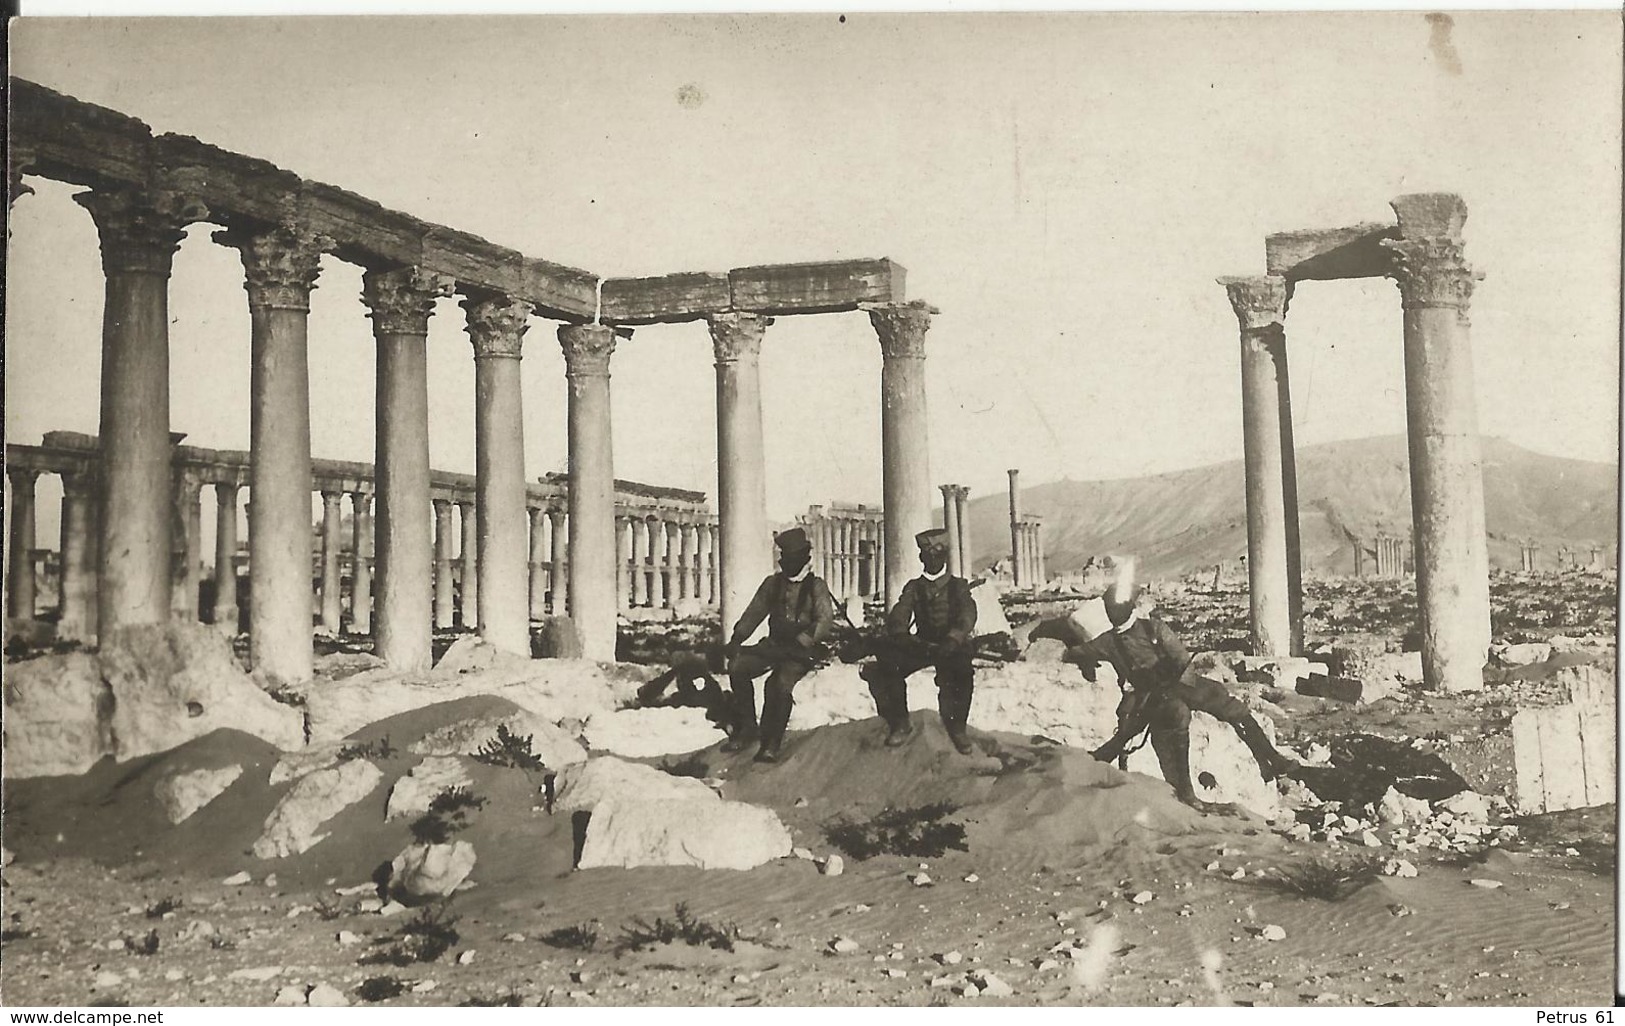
[720,526,836,763]
[861,528,979,754]
[1063,572,1297,812]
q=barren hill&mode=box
[964,436,1617,579]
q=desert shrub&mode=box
[144,897,182,919]
[1261,855,1382,901]
[540,921,600,951]
[409,786,488,845]
[338,735,396,762]
[472,723,546,771]
[824,801,969,861]
[125,929,160,956]
[616,903,748,953]
[357,976,406,1002]
[360,905,461,966]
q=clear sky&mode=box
[6,13,1621,532]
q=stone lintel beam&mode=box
[155,134,305,227]
[1265,222,1397,283]
[600,271,731,325]
[731,258,906,316]
[9,79,154,190]
[521,258,599,321]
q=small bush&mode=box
[144,897,182,919]
[616,903,749,954]
[357,976,406,1002]
[824,801,969,861]
[361,905,461,966]
[540,921,600,951]
[1262,855,1383,901]
[409,786,488,845]
[472,723,546,771]
[126,929,160,956]
[338,736,396,762]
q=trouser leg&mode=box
[756,657,811,761]
[1149,727,1197,803]
[1176,676,1293,781]
[721,647,771,751]
[936,652,976,753]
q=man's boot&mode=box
[720,680,758,753]
[755,689,793,764]
[884,680,913,747]
[938,687,974,755]
[1150,730,1224,814]
[1232,714,1297,782]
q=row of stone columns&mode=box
[803,508,882,602]
[617,515,720,611]
[1371,534,1409,578]
[1013,516,1045,587]
[938,484,972,577]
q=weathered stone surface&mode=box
[269,743,347,786]
[533,616,584,660]
[970,582,1012,637]
[1438,789,1490,822]
[390,841,476,900]
[253,759,383,859]
[553,755,718,813]
[154,765,244,824]
[1494,642,1552,668]
[1021,639,1068,663]
[2,652,112,777]
[1126,712,1280,816]
[582,707,724,758]
[408,707,587,768]
[385,756,474,822]
[1377,786,1433,825]
[577,797,791,870]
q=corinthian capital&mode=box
[1383,192,1481,311]
[866,300,938,360]
[706,311,769,365]
[361,266,456,336]
[214,223,334,311]
[462,294,534,359]
[1217,275,1289,333]
[73,186,209,276]
[558,323,617,377]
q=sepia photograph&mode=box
[2,9,1620,1010]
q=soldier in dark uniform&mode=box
[721,527,835,764]
[1063,575,1297,812]
[861,528,979,754]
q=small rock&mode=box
[1382,859,1418,878]
[1258,982,1274,992]
[1036,959,1059,971]
[457,950,477,965]
[910,872,933,887]
[794,797,809,808]
[336,930,362,946]
[792,847,814,860]
[963,873,980,883]
[93,971,123,989]
[222,871,252,886]
[1259,925,1287,942]
[973,971,1013,998]
[502,932,526,942]
[263,874,277,888]
[228,966,283,982]
[1229,868,1246,880]
[821,855,845,877]
[307,982,348,1007]
[937,951,963,965]
[274,984,306,1006]
[885,968,907,978]
[412,980,438,993]
[377,901,408,917]
[334,883,374,897]
[830,936,860,954]
[1469,879,1503,890]
[1130,890,1154,904]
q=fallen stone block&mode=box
[385,756,474,822]
[1296,675,1365,704]
[1495,642,1552,668]
[269,743,348,786]
[154,765,244,824]
[390,840,476,900]
[576,797,792,870]
[553,755,718,813]
[409,707,587,768]
[2,652,113,777]
[582,707,724,759]
[1127,711,1279,817]
[254,759,383,859]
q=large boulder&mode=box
[253,759,383,859]
[390,841,476,900]
[409,707,587,768]
[385,756,474,822]
[3,624,304,779]
[582,707,724,758]
[3,652,113,777]
[553,755,718,813]
[154,765,244,824]
[1126,712,1281,816]
[577,797,792,870]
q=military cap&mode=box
[774,526,812,553]
[915,528,951,548]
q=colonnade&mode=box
[937,484,972,578]
[617,512,720,613]
[1012,515,1045,588]
[802,504,884,602]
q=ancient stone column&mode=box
[953,486,972,579]
[1384,194,1491,692]
[77,187,203,632]
[464,294,532,654]
[1006,470,1024,588]
[708,312,774,639]
[616,517,634,611]
[869,301,935,609]
[940,484,963,578]
[59,472,99,641]
[1035,520,1048,585]
[319,490,344,632]
[679,520,697,602]
[351,492,373,635]
[706,523,721,605]
[210,483,239,633]
[558,324,618,660]
[458,499,479,630]
[6,468,38,619]
[214,222,331,681]
[169,471,204,622]
[1220,274,1301,658]
[433,499,457,630]
[539,507,559,617]
[631,516,651,607]
[548,508,568,614]
[363,266,453,671]
[651,517,670,609]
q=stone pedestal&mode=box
[59,472,98,640]
[709,312,773,638]
[319,490,344,632]
[1221,275,1300,658]
[559,324,618,660]
[434,499,457,630]
[351,492,373,635]
[363,266,453,671]
[7,468,38,619]
[1384,193,1491,692]
[78,188,201,633]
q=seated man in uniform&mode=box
[1064,570,1297,812]
[861,528,979,754]
[721,527,835,764]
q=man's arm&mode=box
[1151,618,1191,676]
[1061,636,1105,682]
[801,578,837,646]
[727,577,775,648]
[884,580,918,637]
[946,579,977,645]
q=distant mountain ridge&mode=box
[961,435,1617,578]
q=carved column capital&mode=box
[1382,192,1481,311]
[352,491,372,515]
[707,311,769,365]
[1218,275,1289,333]
[547,507,567,525]
[462,294,533,359]
[558,323,617,377]
[61,470,99,499]
[73,186,208,276]
[867,300,937,360]
[214,223,333,311]
[320,490,344,507]
[6,467,39,491]
[361,266,455,336]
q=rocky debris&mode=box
[307,982,348,1007]
[1383,858,1418,878]
[969,969,1013,997]
[1438,790,1490,822]
[252,759,383,859]
[274,984,305,1005]
[1377,787,1432,825]
[222,871,253,886]
[829,936,860,954]
[385,756,474,822]
[820,855,845,877]
[554,756,717,813]
[390,840,478,900]
[581,707,724,758]
[1129,891,1154,905]
[269,744,348,786]
[1021,638,1068,663]
[409,707,586,768]
[1495,642,1553,667]
[1259,924,1287,941]
[936,950,964,965]
[1126,712,1280,816]
[1469,878,1504,890]
[576,797,792,870]
[153,765,243,824]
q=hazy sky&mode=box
[7,13,1621,530]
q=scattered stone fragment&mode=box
[1360,831,1382,848]
[334,883,374,897]
[830,936,860,954]
[1469,879,1503,890]
[1259,925,1287,942]
[885,968,907,979]
[937,951,963,966]
[1382,859,1418,878]
[390,841,477,900]
[502,932,526,942]
[412,980,437,994]
[378,901,408,917]
[336,930,362,946]
[821,855,845,877]
[972,971,1013,998]
[274,984,305,1006]
[457,950,477,965]
[222,871,252,886]
[1130,890,1154,904]
[307,982,348,1007]
[910,872,933,887]
[793,847,814,860]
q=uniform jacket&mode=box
[729,572,836,650]
[1063,616,1190,692]
[886,574,977,644]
